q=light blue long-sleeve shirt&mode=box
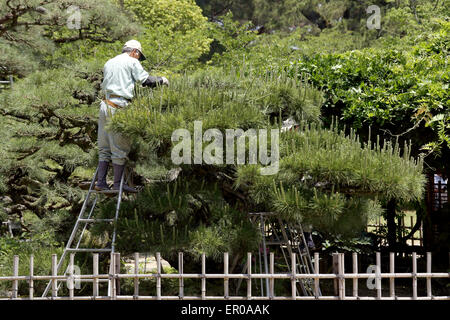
[101,53,149,101]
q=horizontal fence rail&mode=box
[0,252,449,300]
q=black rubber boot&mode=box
[305,232,315,250]
[95,161,110,191]
[112,163,137,193]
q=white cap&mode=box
[123,39,146,61]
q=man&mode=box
[96,39,169,193]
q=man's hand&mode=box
[161,76,169,86]
[142,76,169,88]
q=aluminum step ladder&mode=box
[41,165,130,297]
[245,212,322,297]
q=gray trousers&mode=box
[98,98,130,165]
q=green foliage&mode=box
[288,22,449,153]
[0,0,138,77]
[0,237,65,297]
[0,62,102,231]
[1,0,445,273]
[206,12,258,66]
[107,67,424,243]
[236,120,424,237]
[91,179,260,264]
[123,0,213,73]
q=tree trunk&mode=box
[386,199,397,251]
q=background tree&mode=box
[103,67,425,270]
[122,0,213,73]
[0,0,139,78]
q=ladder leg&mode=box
[111,167,125,253]
[260,215,270,297]
[42,167,99,297]
[108,167,126,295]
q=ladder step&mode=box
[93,189,119,194]
[66,248,112,253]
[266,241,289,245]
[78,219,114,223]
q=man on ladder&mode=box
[96,39,169,193]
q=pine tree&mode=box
[102,66,425,271]
[0,0,139,78]
[0,0,138,242]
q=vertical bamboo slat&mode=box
[352,252,358,298]
[111,253,116,300]
[93,253,99,298]
[51,254,57,299]
[412,252,417,300]
[427,252,432,298]
[291,253,296,300]
[178,252,184,299]
[338,253,345,300]
[390,252,395,298]
[29,255,34,300]
[224,252,229,299]
[247,252,252,300]
[332,253,338,296]
[12,255,18,299]
[134,253,139,299]
[69,253,74,300]
[156,252,161,300]
[314,252,320,298]
[376,252,381,299]
[269,252,274,299]
[114,253,120,296]
[201,254,206,300]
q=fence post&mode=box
[376,252,381,299]
[179,252,184,300]
[133,252,139,299]
[93,253,99,298]
[114,253,120,297]
[69,253,75,300]
[224,252,229,299]
[108,253,113,299]
[426,252,432,298]
[12,255,19,299]
[29,255,34,300]
[332,253,339,296]
[412,252,417,300]
[352,252,358,298]
[389,252,395,298]
[291,253,296,300]
[269,252,274,299]
[314,252,320,299]
[51,254,57,299]
[110,253,116,300]
[156,252,161,300]
[201,253,206,300]
[338,253,345,300]
[247,252,252,300]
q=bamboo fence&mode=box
[0,251,449,300]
